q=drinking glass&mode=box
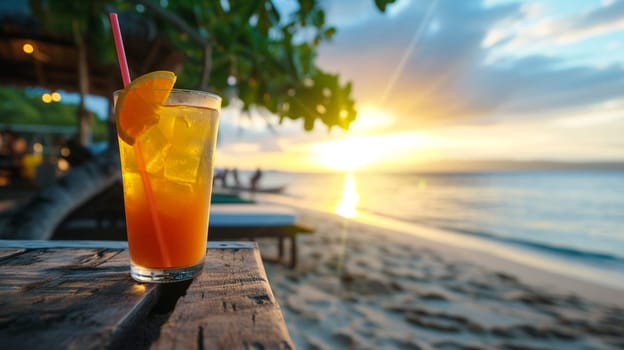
[115,89,221,283]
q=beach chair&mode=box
[52,181,314,268]
[208,204,314,268]
[55,181,253,234]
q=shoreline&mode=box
[257,193,624,306]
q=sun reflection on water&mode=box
[336,173,359,218]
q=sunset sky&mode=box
[212,0,624,172]
[67,0,623,172]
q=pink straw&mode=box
[109,13,131,87]
[109,12,171,266]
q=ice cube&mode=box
[138,125,171,175]
[118,140,138,172]
[157,107,176,139]
[196,144,215,185]
[197,112,219,185]
[164,145,203,183]
[163,111,211,183]
[121,173,144,206]
[151,178,194,218]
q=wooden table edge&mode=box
[0,240,257,250]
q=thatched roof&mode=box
[0,2,184,97]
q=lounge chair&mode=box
[208,204,314,268]
[52,181,313,268]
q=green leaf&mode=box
[312,9,325,27]
[374,0,398,12]
[324,27,336,40]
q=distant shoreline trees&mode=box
[0,86,108,143]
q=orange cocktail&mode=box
[115,73,220,283]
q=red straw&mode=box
[109,12,170,266]
[109,13,131,87]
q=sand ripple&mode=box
[259,209,624,349]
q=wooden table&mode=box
[0,240,294,350]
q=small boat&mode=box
[213,185,286,195]
[249,185,286,194]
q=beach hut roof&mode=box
[0,3,184,97]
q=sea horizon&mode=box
[250,169,624,291]
[223,159,624,175]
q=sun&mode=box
[309,132,436,172]
[310,136,383,171]
[306,105,399,171]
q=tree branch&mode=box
[132,0,213,88]
[133,0,207,46]
[199,45,213,90]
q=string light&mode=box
[41,91,62,103]
[57,158,70,171]
[22,43,34,54]
[33,143,43,153]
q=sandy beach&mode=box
[256,206,624,350]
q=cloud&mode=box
[320,0,380,27]
[573,0,624,28]
[316,0,624,130]
[552,0,624,44]
[487,0,624,50]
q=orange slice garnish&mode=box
[115,71,176,145]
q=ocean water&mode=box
[251,170,624,289]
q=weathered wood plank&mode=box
[0,247,25,260]
[0,239,129,249]
[0,240,255,250]
[0,241,293,350]
[0,246,159,350]
[152,246,294,350]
